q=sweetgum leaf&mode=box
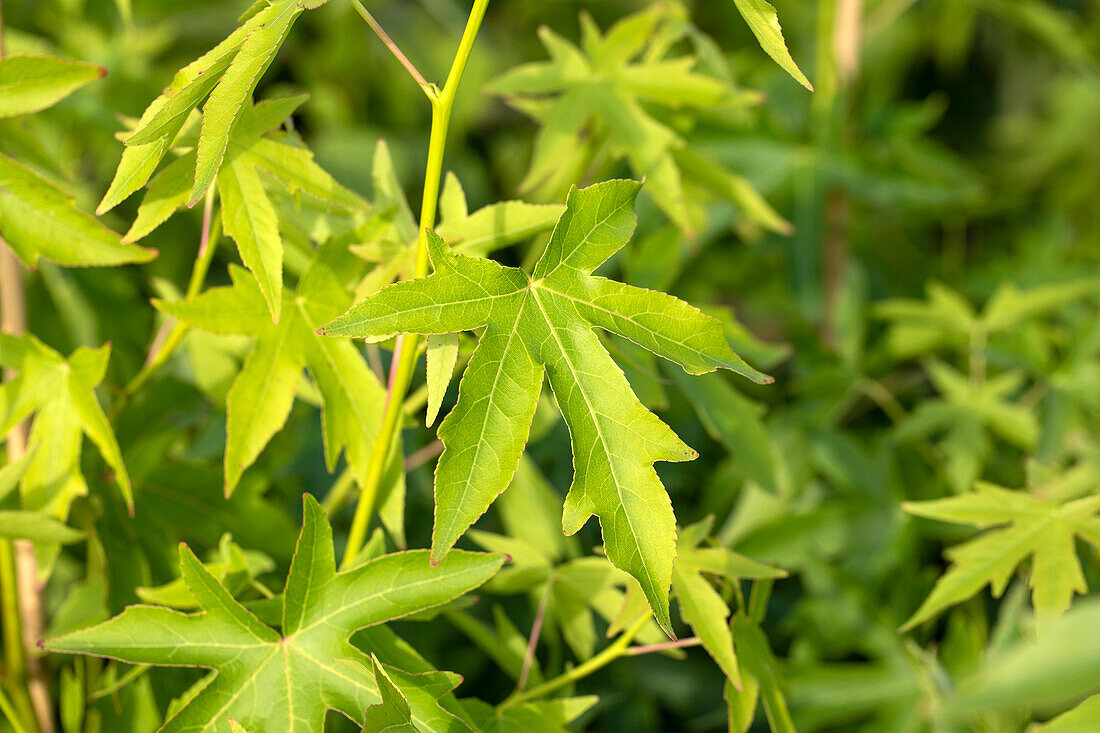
[487,6,782,234]
[0,334,132,516]
[362,654,422,732]
[127,96,368,319]
[46,494,503,733]
[156,239,385,496]
[730,0,813,90]
[99,0,328,213]
[322,179,768,634]
[902,479,1100,629]
[0,153,154,267]
[0,55,105,117]
[672,518,786,686]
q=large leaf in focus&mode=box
[487,5,781,234]
[901,476,1100,630]
[46,494,503,732]
[0,55,105,117]
[322,180,769,634]
[0,153,154,267]
[98,0,329,213]
[156,239,385,496]
[351,149,563,418]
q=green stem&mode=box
[341,0,491,568]
[502,613,651,707]
[0,541,31,729]
[0,683,29,733]
[89,664,149,701]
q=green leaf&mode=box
[156,239,386,495]
[46,494,503,732]
[219,147,285,320]
[127,96,368,319]
[901,478,1100,630]
[362,654,422,732]
[0,152,154,267]
[425,333,460,427]
[465,696,598,732]
[896,360,1037,492]
[727,604,796,733]
[352,161,562,297]
[136,534,275,609]
[191,1,302,205]
[0,335,132,517]
[322,180,768,635]
[668,368,776,492]
[1032,694,1100,732]
[0,510,84,544]
[730,0,813,90]
[672,519,786,685]
[488,6,764,233]
[950,598,1100,714]
[0,55,105,118]
[99,0,325,212]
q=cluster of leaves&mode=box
[2,0,1100,732]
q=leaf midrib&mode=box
[526,284,651,587]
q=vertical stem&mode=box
[2,251,52,733]
[1,12,49,729]
[341,0,491,568]
[819,0,862,349]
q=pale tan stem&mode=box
[1,241,54,733]
[834,0,864,86]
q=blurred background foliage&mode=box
[3,0,1100,730]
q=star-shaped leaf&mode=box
[321,179,769,633]
[0,334,131,525]
[46,494,504,732]
[901,475,1100,630]
[156,238,385,496]
[98,0,330,214]
[896,360,1038,492]
[487,6,782,234]
[130,95,368,319]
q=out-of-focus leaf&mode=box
[902,477,1100,629]
[0,153,154,267]
[0,55,104,117]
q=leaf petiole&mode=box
[345,0,430,95]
